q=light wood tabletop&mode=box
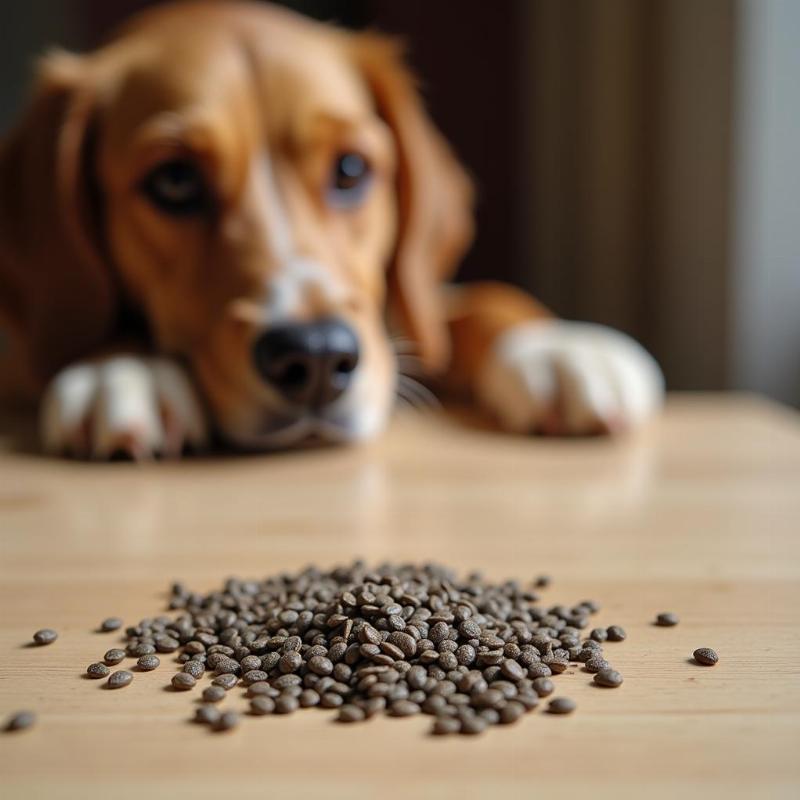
[1,394,798,799]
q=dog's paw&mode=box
[477,321,664,435]
[41,356,208,459]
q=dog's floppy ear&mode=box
[353,35,474,373]
[0,50,115,399]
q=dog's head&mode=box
[0,1,473,447]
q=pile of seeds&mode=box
[82,562,633,735]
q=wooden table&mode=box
[1,394,798,799]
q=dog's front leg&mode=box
[40,352,208,459]
[443,282,664,435]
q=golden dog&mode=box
[0,1,662,458]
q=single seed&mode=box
[337,704,366,723]
[33,629,58,646]
[104,648,126,665]
[499,701,526,724]
[250,696,276,715]
[547,697,576,714]
[500,658,525,681]
[594,669,624,688]
[693,647,719,666]
[171,672,196,690]
[86,662,110,679]
[107,670,133,689]
[606,625,626,642]
[214,711,239,731]
[195,705,221,725]
[202,686,226,703]
[432,716,461,735]
[275,695,300,714]
[100,617,123,632]
[212,674,238,690]
[531,677,555,697]
[460,715,488,735]
[137,654,160,671]
[5,711,36,731]
[656,612,679,627]
[389,700,420,717]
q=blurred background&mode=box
[1,0,798,405]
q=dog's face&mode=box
[0,2,473,447]
[99,9,402,447]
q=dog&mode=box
[0,0,663,458]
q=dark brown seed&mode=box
[194,705,221,725]
[534,575,551,588]
[337,704,366,723]
[242,670,268,686]
[104,648,126,666]
[547,697,576,714]
[33,629,58,646]
[321,692,343,709]
[107,670,133,689]
[279,652,302,673]
[137,654,160,671]
[390,700,421,717]
[590,628,608,642]
[460,715,488,735]
[594,669,624,687]
[432,716,461,735]
[531,677,555,697]
[272,674,302,690]
[299,689,321,708]
[585,656,610,674]
[656,612,680,627]
[214,711,239,731]
[86,662,110,679]
[182,660,205,679]
[250,696,276,715]
[171,672,196,690]
[212,674,238,690]
[308,656,334,676]
[275,695,300,714]
[6,711,36,731]
[100,617,123,632]
[693,648,719,666]
[500,658,525,681]
[499,701,526,724]
[202,686,226,703]
[606,625,626,642]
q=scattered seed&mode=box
[86,662,110,679]
[137,654,160,671]
[212,674,238,690]
[693,648,719,666]
[171,673,196,690]
[107,670,133,689]
[606,626,626,642]
[250,696,276,715]
[100,617,123,632]
[531,677,555,697]
[202,686,226,703]
[104,648,126,665]
[195,705,221,725]
[5,711,36,731]
[656,612,679,627]
[214,711,239,731]
[33,629,57,646]
[337,704,366,723]
[594,669,624,687]
[547,697,576,714]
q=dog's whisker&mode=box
[396,374,441,411]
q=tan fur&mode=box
[0,1,552,447]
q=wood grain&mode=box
[1,394,799,799]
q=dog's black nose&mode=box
[252,318,360,408]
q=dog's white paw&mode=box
[41,356,208,459]
[477,321,664,435]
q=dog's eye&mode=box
[141,160,209,216]
[327,153,372,208]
